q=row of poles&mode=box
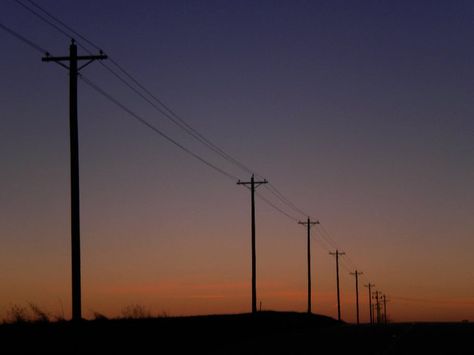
[236,172,390,324]
[43,40,389,323]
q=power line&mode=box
[14,0,258,179]
[13,0,339,238]
[264,183,310,218]
[317,223,341,250]
[311,233,332,253]
[311,234,331,253]
[80,75,239,182]
[11,0,387,302]
[390,296,474,305]
[255,192,299,222]
[97,60,261,179]
[13,0,313,230]
[13,0,72,40]
[23,0,102,50]
[0,22,48,54]
[316,224,364,275]
[106,58,258,175]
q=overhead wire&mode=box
[14,0,259,179]
[13,0,72,40]
[317,223,341,250]
[14,0,312,231]
[80,74,239,182]
[0,22,48,54]
[22,0,101,50]
[14,0,320,228]
[264,183,310,219]
[11,0,381,296]
[255,192,299,222]
[310,233,332,253]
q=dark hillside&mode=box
[1,312,473,354]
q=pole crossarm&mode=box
[237,178,268,188]
[329,250,346,257]
[298,220,319,227]
[42,52,107,63]
[43,54,107,62]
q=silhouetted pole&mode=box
[364,283,375,324]
[237,174,268,313]
[42,40,107,321]
[350,270,363,324]
[373,291,381,324]
[298,218,319,314]
[329,250,345,321]
[382,294,388,324]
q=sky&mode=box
[1,0,474,323]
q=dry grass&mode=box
[121,304,152,319]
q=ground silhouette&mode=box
[0,311,472,354]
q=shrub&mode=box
[121,304,152,319]
[28,303,50,322]
[5,304,29,324]
[92,311,108,321]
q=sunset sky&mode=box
[1,0,473,323]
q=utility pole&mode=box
[373,304,377,324]
[237,174,268,314]
[364,283,375,324]
[42,40,107,321]
[349,270,363,324]
[298,218,319,314]
[382,294,389,325]
[329,250,345,321]
[373,291,382,324]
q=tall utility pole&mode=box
[349,270,363,325]
[298,218,319,314]
[42,40,107,321]
[329,250,345,321]
[237,174,268,314]
[373,291,382,324]
[382,294,389,324]
[364,283,375,324]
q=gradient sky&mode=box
[1,0,474,322]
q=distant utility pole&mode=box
[373,291,382,324]
[237,174,268,314]
[350,270,363,325]
[329,250,345,321]
[42,39,107,321]
[382,294,389,325]
[364,283,375,325]
[298,218,319,314]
